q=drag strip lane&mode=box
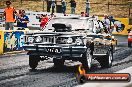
[0,46,131,87]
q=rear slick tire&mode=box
[53,58,64,68]
[100,51,113,68]
[128,42,131,47]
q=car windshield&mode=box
[44,18,88,30]
[87,35,103,39]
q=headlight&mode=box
[28,37,34,43]
[67,37,73,44]
[35,36,42,42]
[76,38,83,45]
[111,36,114,39]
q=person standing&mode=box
[46,0,52,12]
[16,10,22,27]
[61,0,66,14]
[40,14,49,29]
[69,0,76,14]
[102,14,110,33]
[0,1,20,30]
[109,16,115,34]
[51,0,56,14]
[16,10,29,28]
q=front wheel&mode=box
[29,55,39,70]
[81,48,92,71]
[53,58,64,68]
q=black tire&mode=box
[99,50,113,68]
[29,55,39,70]
[128,42,131,47]
[53,58,64,68]
[81,48,92,71]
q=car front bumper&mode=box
[23,44,87,58]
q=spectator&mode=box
[109,16,115,34]
[37,14,43,22]
[40,14,49,29]
[0,1,20,30]
[51,0,56,14]
[69,0,76,14]
[97,20,104,33]
[102,14,111,33]
[62,0,66,14]
[16,10,22,27]
[46,0,52,12]
[16,10,29,28]
[85,13,89,17]
[81,12,85,17]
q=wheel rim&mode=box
[109,52,112,65]
[86,49,92,69]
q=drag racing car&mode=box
[23,16,116,70]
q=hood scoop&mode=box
[52,23,72,32]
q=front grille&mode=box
[43,37,54,43]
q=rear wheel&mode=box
[53,58,64,68]
[81,48,92,71]
[29,55,39,70]
[112,45,116,53]
[128,42,131,47]
[99,50,113,68]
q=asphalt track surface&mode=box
[0,35,132,87]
